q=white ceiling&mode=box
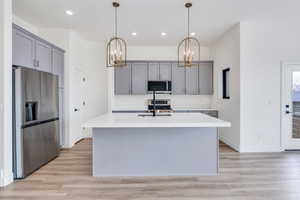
[13,0,300,46]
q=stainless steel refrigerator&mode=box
[13,67,60,178]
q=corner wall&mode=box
[0,0,13,187]
[240,20,300,152]
[211,24,241,151]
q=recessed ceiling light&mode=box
[161,32,167,36]
[131,32,137,36]
[190,32,196,36]
[65,10,74,16]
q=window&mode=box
[222,68,230,99]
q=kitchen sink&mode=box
[138,113,172,117]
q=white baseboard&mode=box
[240,145,282,153]
[219,136,240,152]
[0,170,14,187]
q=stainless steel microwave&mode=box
[147,81,172,93]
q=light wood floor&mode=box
[1,139,300,200]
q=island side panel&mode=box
[92,127,218,177]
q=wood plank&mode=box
[1,139,300,200]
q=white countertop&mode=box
[84,113,231,128]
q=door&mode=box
[13,28,35,68]
[148,63,159,81]
[35,40,52,73]
[199,62,213,95]
[172,63,186,94]
[159,63,172,80]
[72,69,84,143]
[282,63,300,150]
[114,64,131,95]
[52,48,65,88]
[186,66,199,95]
[22,125,45,177]
[40,72,59,121]
[21,68,41,125]
[59,89,64,146]
[131,63,148,95]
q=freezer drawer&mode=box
[20,120,60,178]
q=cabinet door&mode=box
[148,63,159,81]
[131,63,148,95]
[115,65,131,95]
[12,28,35,68]
[186,66,199,95]
[52,48,64,88]
[159,63,172,80]
[172,63,186,94]
[199,62,213,95]
[35,40,52,73]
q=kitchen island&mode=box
[84,113,231,177]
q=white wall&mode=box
[111,45,214,111]
[0,0,13,187]
[114,95,213,110]
[211,24,241,151]
[68,32,108,143]
[128,46,211,61]
[240,20,300,152]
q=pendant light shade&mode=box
[106,1,127,67]
[178,2,200,67]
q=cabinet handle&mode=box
[37,60,40,67]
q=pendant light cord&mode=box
[115,6,118,38]
[187,6,190,37]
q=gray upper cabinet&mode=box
[186,66,199,95]
[199,62,213,95]
[13,28,35,68]
[172,63,186,95]
[159,63,172,80]
[114,65,131,95]
[13,24,65,75]
[52,48,65,88]
[114,61,214,96]
[131,63,148,95]
[35,40,52,73]
[148,63,159,81]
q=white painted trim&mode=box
[219,136,240,152]
[241,145,282,153]
[0,170,14,187]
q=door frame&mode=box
[281,62,300,150]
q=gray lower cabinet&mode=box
[199,62,213,95]
[35,40,52,73]
[172,63,186,94]
[114,65,131,95]
[186,66,199,95]
[52,48,65,88]
[159,63,172,80]
[148,63,159,80]
[13,28,35,69]
[131,63,148,95]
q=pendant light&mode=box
[106,1,127,67]
[178,2,200,67]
